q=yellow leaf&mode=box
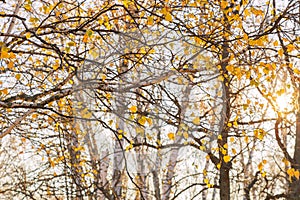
[138,116,146,125]
[83,34,88,43]
[273,40,279,46]
[220,0,228,9]
[183,132,189,139]
[15,73,21,80]
[287,168,295,176]
[262,159,267,164]
[1,88,8,95]
[168,132,175,140]
[232,148,236,154]
[146,117,153,126]
[25,32,31,39]
[258,162,263,171]
[147,16,154,25]
[9,52,16,59]
[24,4,31,11]
[223,143,228,149]
[53,63,59,70]
[233,121,238,127]
[217,163,221,169]
[226,65,234,73]
[8,61,14,69]
[218,75,224,81]
[278,48,284,57]
[165,12,172,22]
[223,155,231,163]
[129,105,137,113]
[192,117,200,125]
[1,51,9,59]
[244,8,250,17]
[221,148,226,155]
[205,154,210,160]
[287,44,295,52]
[118,134,123,139]
[90,49,99,59]
[67,41,75,46]
[204,178,209,184]
[100,73,106,81]
[32,113,38,119]
[140,47,147,54]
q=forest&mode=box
[0,0,299,199]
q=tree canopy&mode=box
[0,0,299,199]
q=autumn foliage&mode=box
[0,0,299,199]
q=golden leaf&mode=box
[183,132,189,139]
[15,73,21,80]
[146,117,153,126]
[129,105,137,113]
[192,117,200,125]
[223,155,231,163]
[168,132,175,140]
[138,116,146,125]
[83,34,88,43]
[32,113,38,119]
[25,32,31,39]
[147,16,154,25]
[278,48,284,57]
[1,51,9,59]
[165,12,172,22]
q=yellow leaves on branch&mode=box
[287,168,300,182]
[165,12,172,22]
[147,16,154,25]
[220,1,228,9]
[83,29,93,43]
[250,7,264,16]
[137,116,152,126]
[192,117,200,125]
[0,88,8,96]
[249,36,268,47]
[258,160,267,174]
[254,129,266,140]
[25,32,31,39]
[161,7,172,22]
[204,178,214,188]
[225,65,243,79]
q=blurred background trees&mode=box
[0,0,299,199]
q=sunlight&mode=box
[276,95,290,112]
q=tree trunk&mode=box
[289,86,300,199]
[162,85,191,200]
[218,24,231,200]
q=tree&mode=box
[0,0,299,199]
